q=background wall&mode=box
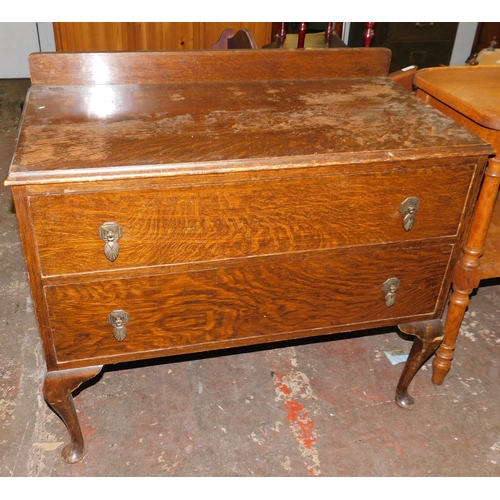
[449,22,478,65]
[0,23,55,78]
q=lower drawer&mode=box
[46,242,453,365]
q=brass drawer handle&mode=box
[400,197,420,231]
[382,278,400,307]
[108,310,130,341]
[99,222,122,262]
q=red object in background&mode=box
[363,22,376,47]
[297,23,308,48]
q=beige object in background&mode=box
[467,38,500,65]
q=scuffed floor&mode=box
[1,78,500,477]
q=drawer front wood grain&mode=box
[31,164,474,276]
[46,242,453,365]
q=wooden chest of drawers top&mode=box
[6,49,491,186]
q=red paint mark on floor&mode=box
[282,399,317,452]
[275,378,291,396]
[271,356,321,476]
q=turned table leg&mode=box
[395,319,444,409]
[43,366,103,464]
[433,157,500,385]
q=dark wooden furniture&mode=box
[211,28,258,50]
[348,22,459,72]
[471,22,500,55]
[5,49,493,464]
[414,65,500,384]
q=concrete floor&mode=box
[1,78,500,478]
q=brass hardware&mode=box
[415,22,434,27]
[99,222,122,262]
[400,197,420,231]
[382,278,400,307]
[107,310,130,341]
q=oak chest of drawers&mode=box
[5,49,493,463]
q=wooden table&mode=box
[414,65,500,384]
[5,49,493,463]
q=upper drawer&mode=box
[30,162,475,276]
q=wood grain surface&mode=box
[8,64,491,186]
[52,22,274,51]
[415,66,500,280]
[46,241,453,367]
[415,66,500,131]
[27,49,391,87]
[29,162,475,276]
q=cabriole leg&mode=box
[395,320,444,409]
[43,366,103,464]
